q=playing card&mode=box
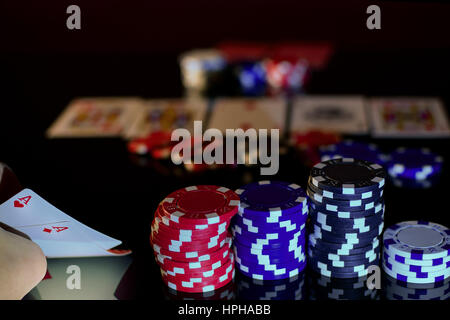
[208,98,286,133]
[15,221,126,258]
[290,96,369,134]
[0,189,128,257]
[125,98,208,139]
[29,256,132,300]
[369,97,450,138]
[0,189,72,227]
[46,97,143,138]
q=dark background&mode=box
[1,0,450,303]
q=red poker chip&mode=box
[152,209,230,236]
[151,231,228,253]
[161,264,235,293]
[155,246,230,272]
[161,254,233,279]
[151,220,229,242]
[161,255,234,284]
[154,205,232,232]
[152,236,232,263]
[151,228,229,252]
[151,225,229,247]
[159,185,239,225]
[127,131,173,155]
[163,280,235,300]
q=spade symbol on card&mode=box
[14,195,31,208]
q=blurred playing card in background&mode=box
[46,97,143,138]
[291,96,369,134]
[125,98,208,139]
[208,98,286,134]
[369,97,450,138]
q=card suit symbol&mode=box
[43,228,52,233]
[14,200,24,208]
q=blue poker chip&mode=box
[383,250,450,273]
[319,140,384,166]
[234,246,305,266]
[233,226,305,247]
[309,245,380,262]
[308,263,370,279]
[311,223,382,244]
[308,181,384,201]
[236,61,267,96]
[382,262,450,284]
[382,249,450,267]
[307,187,382,207]
[235,181,307,216]
[232,210,307,234]
[308,233,377,251]
[308,249,379,268]
[383,221,450,260]
[235,252,306,272]
[386,148,443,181]
[308,195,383,212]
[232,227,305,247]
[309,201,385,218]
[310,210,383,228]
[232,221,305,239]
[233,235,305,254]
[312,219,381,235]
[389,176,440,189]
[236,259,307,280]
[310,158,386,194]
[309,256,380,273]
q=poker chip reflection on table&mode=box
[232,181,308,281]
[151,185,239,293]
[307,158,386,279]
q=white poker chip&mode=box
[383,221,450,260]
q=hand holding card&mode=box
[0,189,131,258]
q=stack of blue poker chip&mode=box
[231,181,308,281]
[235,61,267,96]
[387,148,443,189]
[307,158,386,279]
[308,273,379,300]
[236,270,305,300]
[382,221,450,285]
[319,140,386,166]
[384,274,450,300]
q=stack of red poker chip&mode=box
[150,185,240,293]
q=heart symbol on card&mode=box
[14,200,24,208]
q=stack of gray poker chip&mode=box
[306,158,386,278]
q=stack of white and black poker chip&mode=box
[306,158,386,278]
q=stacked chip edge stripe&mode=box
[151,185,239,293]
[382,221,450,284]
[232,181,308,280]
[307,158,386,279]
